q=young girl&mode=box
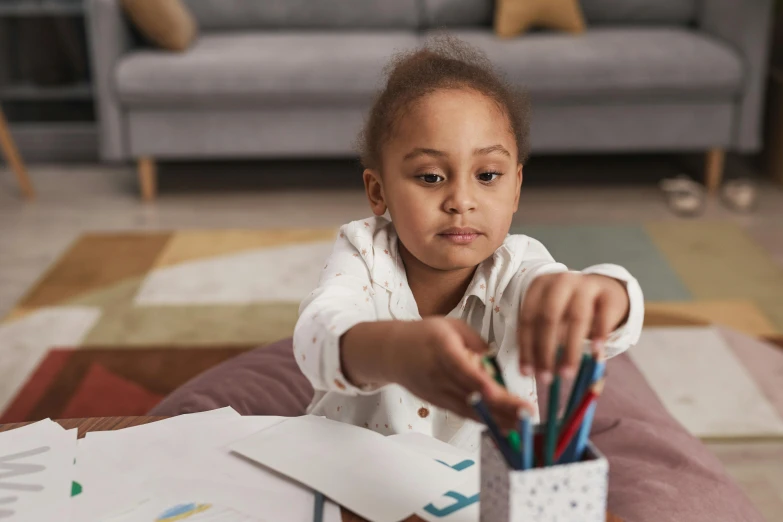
[293,38,643,451]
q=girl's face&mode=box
[364,88,522,272]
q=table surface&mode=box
[0,416,621,522]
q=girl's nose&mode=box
[443,179,477,214]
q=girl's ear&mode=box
[513,163,523,212]
[363,169,387,216]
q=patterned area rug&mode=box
[0,346,250,424]
[1,223,782,438]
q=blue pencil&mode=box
[519,410,533,470]
[469,392,518,469]
[560,356,606,463]
[313,491,324,522]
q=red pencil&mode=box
[554,379,605,462]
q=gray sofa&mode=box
[87,0,773,200]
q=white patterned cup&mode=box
[479,429,608,522]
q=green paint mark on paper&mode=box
[71,481,82,497]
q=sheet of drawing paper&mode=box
[229,415,464,522]
[104,477,341,522]
[0,420,76,521]
[85,407,241,442]
[73,416,303,520]
[390,433,480,522]
[81,415,289,485]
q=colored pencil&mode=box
[313,491,324,522]
[563,353,592,422]
[561,355,607,463]
[482,355,522,457]
[469,392,518,468]
[507,430,521,458]
[554,379,605,462]
[543,374,560,467]
[482,355,505,387]
[519,410,533,470]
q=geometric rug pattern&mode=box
[1,223,782,437]
[0,346,250,424]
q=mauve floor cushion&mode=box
[150,339,763,522]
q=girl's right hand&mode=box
[388,317,534,430]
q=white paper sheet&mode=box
[86,407,241,441]
[230,415,464,522]
[391,433,480,522]
[104,477,342,522]
[0,419,77,521]
[73,413,314,522]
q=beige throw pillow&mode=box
[121,0,197,52]
[494,0,586,39]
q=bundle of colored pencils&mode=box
[472,349,606,470]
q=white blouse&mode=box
[294,217,644,451]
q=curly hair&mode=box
[358,35,531,171]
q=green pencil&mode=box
[544,346,566,467]
[482,355,505,387]
[482,356,522,457]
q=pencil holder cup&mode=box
[479,428,609,522]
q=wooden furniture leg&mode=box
[0,108,34,200]
[138,157,157,201]
[705,148,725,194]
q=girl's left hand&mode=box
[517,272,629,384]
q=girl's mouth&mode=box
[438,228,481,244]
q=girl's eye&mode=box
[478,171,502,183]
[418,174,444,184]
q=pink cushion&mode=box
[151,339,762,522]
[592,354,763,522]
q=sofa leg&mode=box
[704,148,725,194]
[138,157,157,201]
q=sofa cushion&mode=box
[442,28,742,102]
[421,0,494,27]
[184,0,420,30]
[115,32,421,108]
[420,0,696,27]
[580,0,696,25]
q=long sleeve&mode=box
[578,263,644,358]
[294,223,382,396]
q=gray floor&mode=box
[1,156,782,519]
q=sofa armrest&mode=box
[698,0,774,152]
[86,0,135,161]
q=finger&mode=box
[518,278,545,375]
[439,341,495,394]
[533,275,575,383]
[590,292,613,359]
[518,326,535,377]
[444,393,481,423]
[443,375,528,430]
[484,391,535,430]
[440,383,495,424]
[447,318,490,355]
[562,282,599,378]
